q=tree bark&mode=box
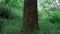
[22,0,40,33]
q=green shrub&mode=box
[49,11,60,23]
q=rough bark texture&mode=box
[22,0,40,33]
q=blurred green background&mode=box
[0,0,60,34]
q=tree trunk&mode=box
[22,0,40,33]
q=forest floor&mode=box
[0,11,60,34]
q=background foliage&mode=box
[0,0,60,34]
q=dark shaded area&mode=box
[0,21,4,33]
[0,7,12,19]
[1,0,10,4]
[50,18,60,23]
